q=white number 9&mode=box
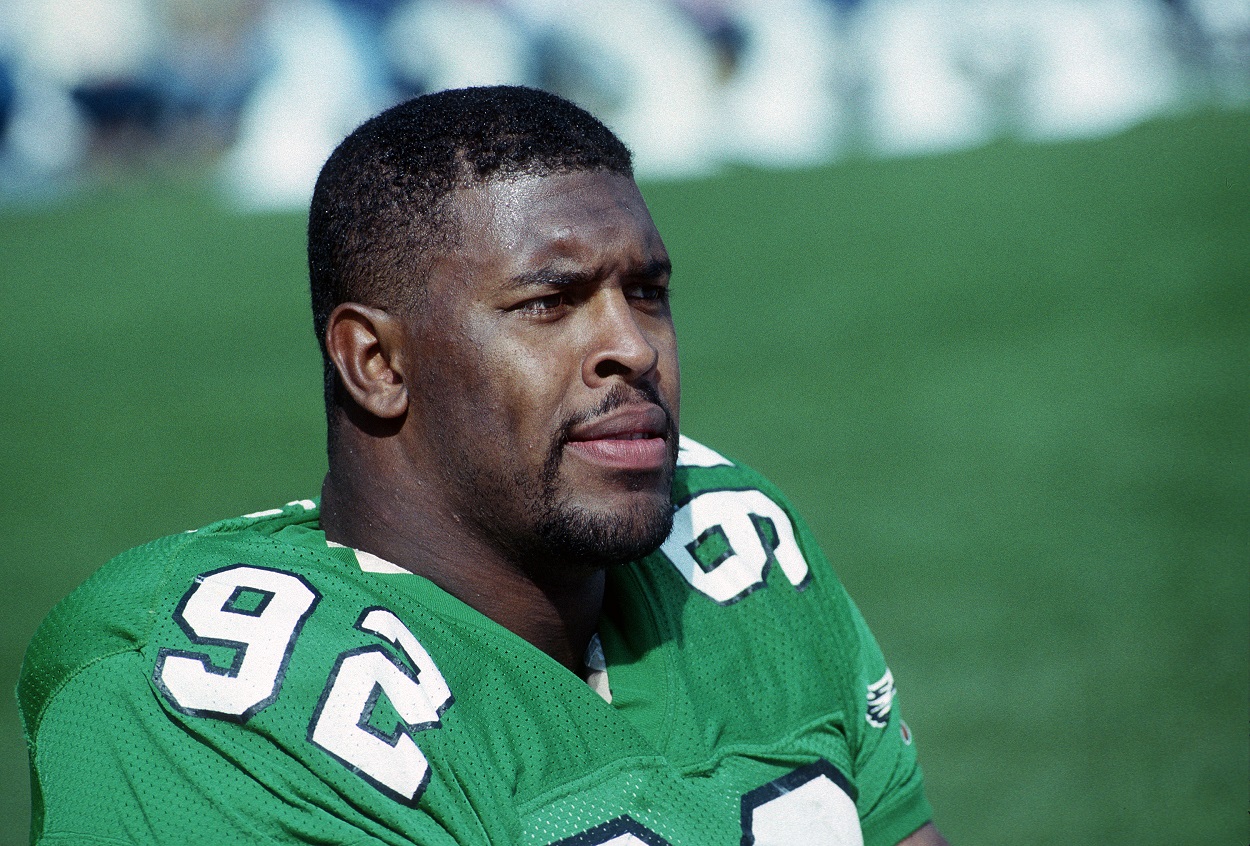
[661,489,809,604]
[742,761,863,846]
[153,565,320,720]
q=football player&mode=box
[20,86,948,846]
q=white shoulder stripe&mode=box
[326,541,410,574]
[676,435,734,468]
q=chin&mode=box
[533,493,675,571]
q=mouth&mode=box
[563,404,672,472]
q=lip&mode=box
[565,404,670,471]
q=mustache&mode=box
[557,383,677,445]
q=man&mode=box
[20,86,947,845]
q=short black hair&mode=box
[307,85,634,422]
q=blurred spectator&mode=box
[848,0,1183,156]
[0,3,88,194]
[714,0,846,167]
[384,0,534,94]
[220,0,387,209]
[1165,0,1250,102]
[332,0,408,101]
[674,0,750,79]
[155,0,267,153]
[504,0,724,178]
[0,55,14,145]
[0,0,1241,207]
[19,0,163,161]
[1,0,266,194]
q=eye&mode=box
[515,292,568,315]
[625,282,675,308]
[625,282,670,304]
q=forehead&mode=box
[440,170,667,283]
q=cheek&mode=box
[463,339,573,450]
[654,330,681,412]
[499,351,570,419]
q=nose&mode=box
[582,289,660,387]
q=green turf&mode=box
[2,109,1246,844]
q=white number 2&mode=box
[154,567,452,804]
[309,608,453,803]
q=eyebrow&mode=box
[504,267,596,291]
[505,258,672,291]
[633,258,673,281]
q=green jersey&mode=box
[19,437,932,845]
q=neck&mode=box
[319,457,605,677]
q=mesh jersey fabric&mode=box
[18,437,932,846]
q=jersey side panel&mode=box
[20,532,200,841]
[722,461,932,843]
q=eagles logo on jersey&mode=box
[866,669,897,729]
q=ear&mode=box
[325,303,410,419]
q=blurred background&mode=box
[1,0,1249,199]
[1,0,1247,843]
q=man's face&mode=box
[402,170,680,572]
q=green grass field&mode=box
[2,109,1246,844]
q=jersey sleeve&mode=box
[772,475,932,846]
[779,489,933,846]
[672,438,936,845]
[840,584,934,846]
[33,652,376,844]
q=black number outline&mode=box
[549,815,674,846]
[223,585,274,617]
